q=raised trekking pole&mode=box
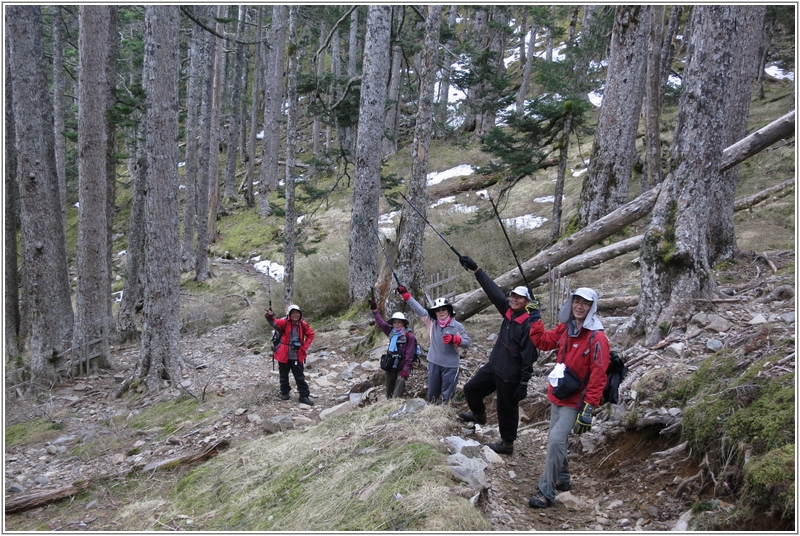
[399,191,462,258]
[487,193,534,295]
[265,271,275,372]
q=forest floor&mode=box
[4,251,796,532]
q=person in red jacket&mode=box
[527,287,609,508]
[265,304,316,406]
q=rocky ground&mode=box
[4,252,795,531]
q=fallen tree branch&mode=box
[674,469,705,498]
[5,480,90,514]
[649,441,688,459]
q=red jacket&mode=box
[271,317,315,365]
[529,320,609,408]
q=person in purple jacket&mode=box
[370,300,417,398]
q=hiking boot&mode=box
[280,392,290,400]
[299,396,314,406]
[528,491,552,508]
[458,411,487,425]
[555,480,572,492]
[487,440,514,455]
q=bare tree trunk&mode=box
[5,36,20,359]
[182,16,203,272]
[223,5,247,201]
[551,110,572,243]
[73,5,114,373]
[644,5,665,190]
[258,4,287,218]
[516,12,537,113]
[312,18,327,170]
[626,6,756,347]
[479,6,507,137]
[195,5,215,282]
[578,5,651,227]
[659,6,683,107]
[461,8,487,134]
[283,6,299,309]
[137,5,182,392]
[383,7,403,157]
[709,6,766,264]
[52,6,69,250]
[117,151,146,340]
[435,5,458,131]
[339,6,360,158]
[545,6,555,62]
[245,6,263,208]
[395,5,441,310]
[104,8,120,345]
[207,5,225,241]
[8,5,74,383]
[756,17,774,100]
[349,5,391,302]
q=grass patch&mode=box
[5,418,65,448]
[115,400,492,532]
[128,396,206,439]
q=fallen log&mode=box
[453,185,661,320]
[720,110,795,172]
[734,178,794,211]
[5,480,90,515]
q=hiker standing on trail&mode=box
[456,256,539,455]
[370,300,416,398]
[265,304,316,406]
[396,286,470,405]
[526,287,609,508]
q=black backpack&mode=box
[271,327,282,352]
[602,350,628,405]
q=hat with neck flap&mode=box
[558,287,603,336]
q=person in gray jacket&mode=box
[397,285,470,404]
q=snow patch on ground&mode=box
[427,164,475,186]
[251,256,285,282]
[503,214,548,231]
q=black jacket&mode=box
[475,269,538,383]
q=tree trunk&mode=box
[8,5,74,383]
[137,5,182,392]
[516,12,537,113]
[578,5,651,228]
[207,5,225,241]
[452,186,661,320]
[339,6,359,158]
[223,5,247,201]
[52,6,69,249]
[104,7,119,345]
[117,152,146,340]
[435,5,458,130]
[74,5,114,373]
[383,7,404,157]
[5,36,20,359]
[628,6,756,346]
[245,6,263,208]
[479,6,507,137]
[461,8,487,135]
[181,15,203,272]
[659,6,683,108]
[709,6,766,264]
[395,5,441,311]
[721,110,795,172]
[258,4,287,218]
[644,5,665,190]
[551,109,572,243]
[349,5,391,302]
[312,18,327,171]
[195,5,215,282]
[283,6,299,309]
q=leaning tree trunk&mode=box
[394,5,441,312]
[435,4,458,131]
[8,5,74,383]
[516,13,537,113]
[643,5,665,190]
[195,5,215,282]
[578,5,651,228]
[73,5,114,373]
[348,5,391,302]
[136,5,182,392]
[659,6,683,108]
[626,6,758,347]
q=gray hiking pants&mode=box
[538,402,579,502]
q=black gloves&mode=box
[264,309,274,321]
[573,402,594,434]
[513,382,528,402]
[459,255,478,272]
[369,300,378,311]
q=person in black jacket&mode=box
[456,255,539,455]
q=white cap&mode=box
[571,288,595,302]
[509,286,532,300]
[390,312,409,326]
[287,304,302,316]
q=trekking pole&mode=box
[265,272,275,372]
[399,191,462,258]
[487,193,534,297]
